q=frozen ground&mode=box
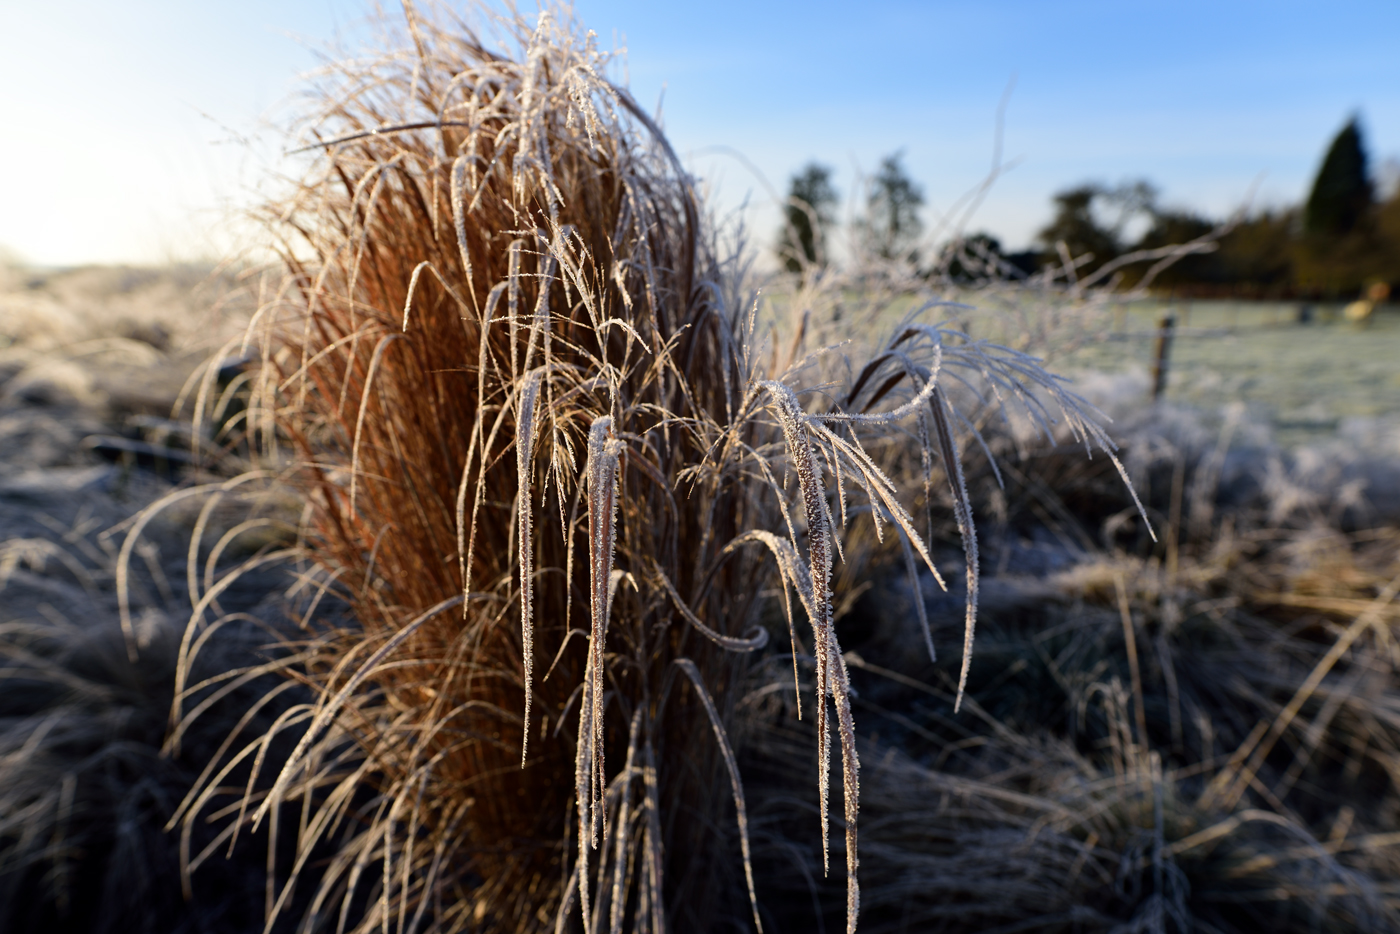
[1058,299,1400,448]
[0,257,299,615]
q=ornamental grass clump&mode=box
[744,422,1400,932]
[183,5,1136,931]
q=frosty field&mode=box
[1059,300,1400,447]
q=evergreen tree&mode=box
[1304,118,1374,237]
[858,151,924,263]
[777,162,838,272]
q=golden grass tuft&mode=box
[206,7,807,928]
[161,5,1137,932]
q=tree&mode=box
[777,162,838,272]
[1216,211,1297,292]
[1037,184,1116,269]
[1304,117,1373,238]
[1037,180,1158,274]
[936,232,1038,282]
[1131,209,1220,288]
[858,151,924,264]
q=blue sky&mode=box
[3,1,1398,266]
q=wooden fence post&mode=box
[1151,313,1175,402]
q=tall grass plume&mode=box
[172,4,1136,931]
